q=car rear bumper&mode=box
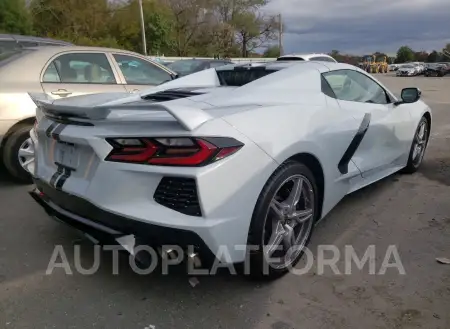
[30,179,218,262]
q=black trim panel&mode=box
[45,122,57,137]
[30,179,216,261]
[338,113,371,174]
[51,124,65,141]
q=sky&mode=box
[263,0,450,55]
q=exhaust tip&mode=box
[160,247,179,260]
[188,252,202,268]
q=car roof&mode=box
[277,53,335,60]
[14,45,153,58]
[171,59,232,62]
[0,33,73,45]
[217,60,351,72]
[0,46,174,83]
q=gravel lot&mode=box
[1,75,449,329]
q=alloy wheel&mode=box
[18,137,35,173]
[412,120,428,167]
[262,174,315,270]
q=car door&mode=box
[111,53,174,93]
[41,51,127,99]
[322,69,412,178]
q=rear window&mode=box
[167,60,205,75]
[276,56,305,61]
[0,49,32,68]
[217,68,277,86]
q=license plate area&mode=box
[55,142,79,170]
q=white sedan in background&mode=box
[0,46,176,182]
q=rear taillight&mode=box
[104,137,244,166]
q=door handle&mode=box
[51,89,72,97]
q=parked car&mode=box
[276,53,337,63]
[424,63,450,77]
[29,61,431,279]
[396,64,420,76]
[166,59,233,77]
[388,64,400,71]
[0,46,177,182]
[0,34,72,52]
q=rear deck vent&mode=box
[141,89,204,102]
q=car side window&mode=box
[113,54,172,85]
[321,75,336,98]
[42,62,61,82]
[322,70,389,104]
[42,52,116,84]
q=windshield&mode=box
[166,60,205,75]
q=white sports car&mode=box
[29,61,431,279]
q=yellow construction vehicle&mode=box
[375,55,388,73]
[360,55,388,74]
[360,55,374,73]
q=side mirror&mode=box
[394,87,421,106]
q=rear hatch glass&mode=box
[276,56,305,61]
[217,67,277,86]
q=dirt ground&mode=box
[0,75,449,329]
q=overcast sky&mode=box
[263,0,450,55]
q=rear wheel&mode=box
[246,161,318,280]
[402,116,429,174]
[2,124,34,183]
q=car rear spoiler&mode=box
[28,92,214,131]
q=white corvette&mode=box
[29,61,431,279]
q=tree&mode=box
[330,50,340,58]
[30,0,112,43]
[426,50,438,62]
[233,11,277,57]
[209,0,277,57]
[414,51,429,62]
[443,43,450,60]
[395,46,415,63]
[109,0,174,55]
[0,0,33,35]
[165,0,212,56]
[263,45,280,57]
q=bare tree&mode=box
[165,0,210,55]
[233,11,277,57]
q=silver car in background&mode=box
[396,64,420,76]
[0,46,177,182]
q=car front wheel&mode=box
[2,124,34,183]
[402,116,430,174]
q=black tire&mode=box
[2,124,33,184]
[245,161,319,280]
[402,116,429,174]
